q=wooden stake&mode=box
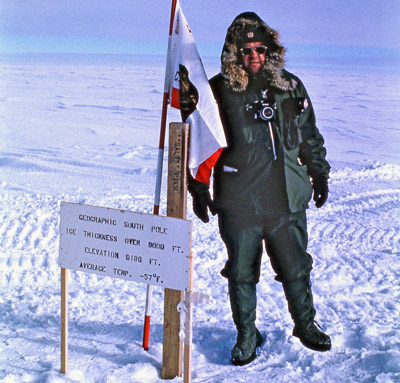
[166,123,188,219]
[161,123,189,379]
[184,250,194,383]
[61,267,68,374]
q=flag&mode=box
[164,0,226,185]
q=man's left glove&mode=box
[312,176,329,208]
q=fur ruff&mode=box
[221,13,297,92]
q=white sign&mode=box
[59,202,192,290]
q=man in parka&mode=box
[182,12,332,366]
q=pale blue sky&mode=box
[0,0,399,55]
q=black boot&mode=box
[228,282,263,366]
[282,277,331,352]
[293,320,331,351]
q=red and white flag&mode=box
[164,0,226,184]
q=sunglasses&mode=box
[240,46,267,55]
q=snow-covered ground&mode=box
[0,53,400,383]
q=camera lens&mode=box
[260,106,274,120]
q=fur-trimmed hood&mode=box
[221,12,297,92]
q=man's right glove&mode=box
[189,178,217,223]
[192,189,213,223]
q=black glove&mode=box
[188,176,217,223]
[312,176,329,208]
[192,189,217,223]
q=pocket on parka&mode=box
[285,152,313,212]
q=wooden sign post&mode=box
[61,268,68,374]
[162,122,191,380]
[59,122,193,382]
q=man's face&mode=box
[240,41,267,75]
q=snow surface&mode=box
[0,53,400,383]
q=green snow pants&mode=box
[219,211,313,284]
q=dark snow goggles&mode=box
[240,46,267,55]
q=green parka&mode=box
[188,12,330,218]
[210,70,330,216]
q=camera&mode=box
[256,101,276,121]
[245,93,277,121]
[281,97,308,120]
[246,95,308,122]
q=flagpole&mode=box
[143,0,178,351]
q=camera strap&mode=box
[268,121,277,160]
